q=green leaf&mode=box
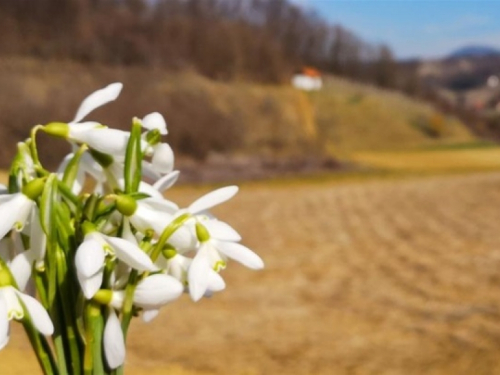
[124,121,143,194]
[40,174,59,237]
[39,174,59,307]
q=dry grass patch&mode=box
[352,148,500,172]
[312,76,474,156]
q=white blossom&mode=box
[0,286,53,350]
[75,231,157,299]
[0,193,34,240]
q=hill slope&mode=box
[311,76,474,156]
[0,58,474,169]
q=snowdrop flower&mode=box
[188,222,263,302]
[0,258,53,350]
[0,237,34,292]
[95,273,183,320]
[150,143,174,175]
[140,113,174,175]
[27,207,47,271]
[116,195,196,250]
[152,171,180,193]
[141,163,180,194]
[72,83,123,124]
[187,186,239,215]
[0,178,45,240]
[0,286,53,350]
[97,273,183,368]
[140,112,167,135]
[75,225,157,299]
[54,81,122,193]
[157,250,225,298]
[44,83,147,158]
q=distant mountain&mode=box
[448,45,500,59]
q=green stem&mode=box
[84,302,106,375]
[149,213,192,262]
[56,247,82,375]
[52,314,69,375]
[29,125,43,167]
[22,316,58,375]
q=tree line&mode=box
[0,0,401,87]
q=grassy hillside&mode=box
[311,76,474,156]
[0,58,475,170]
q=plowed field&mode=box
[3,172,500,374]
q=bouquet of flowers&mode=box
[0,83,264,374]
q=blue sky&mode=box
[300,0,500,59]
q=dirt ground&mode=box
[3,172,500,374]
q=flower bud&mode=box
[43,122,70,138]
[0,257,16,288]
[81,221,97,236]
[162,248,177,259]
[93,289,113,305]
[195,222,210,243]
[116,195,138,217]
[21,178,46,200]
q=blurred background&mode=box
[3,0,500,374]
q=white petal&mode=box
[0,297,9,350]
[29,207,46,262]
[207,270,226,293]
[133,274,183,309]
[142,112,167,135]
[15,291,53,335]
[188,245,211,302]
[214,241,264,270]
[151,143,174,174]
[0,194,33,238]
[73,83,123,123]
[131,199,178,235]
[81,152,104,181]
[188,186,239,214]
[2,287,23,320]
[104,310,126,369]
[78,270,103,299]
[138,182,163,199]
[75,237,106,278]
[10,251,34,292]
[167,226,197,252]
[142,309,159,323]
[110,291,125,310]
[121,218,138,246]
[153,171,180,193]
[141,198,179,214]
[71,128,130,156]
[204,220,241,242]
[166,254,191,283]
[141,161,161,182]
[104,237,156,272]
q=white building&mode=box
[292,67,323,91]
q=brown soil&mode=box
[3,172,500,374]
